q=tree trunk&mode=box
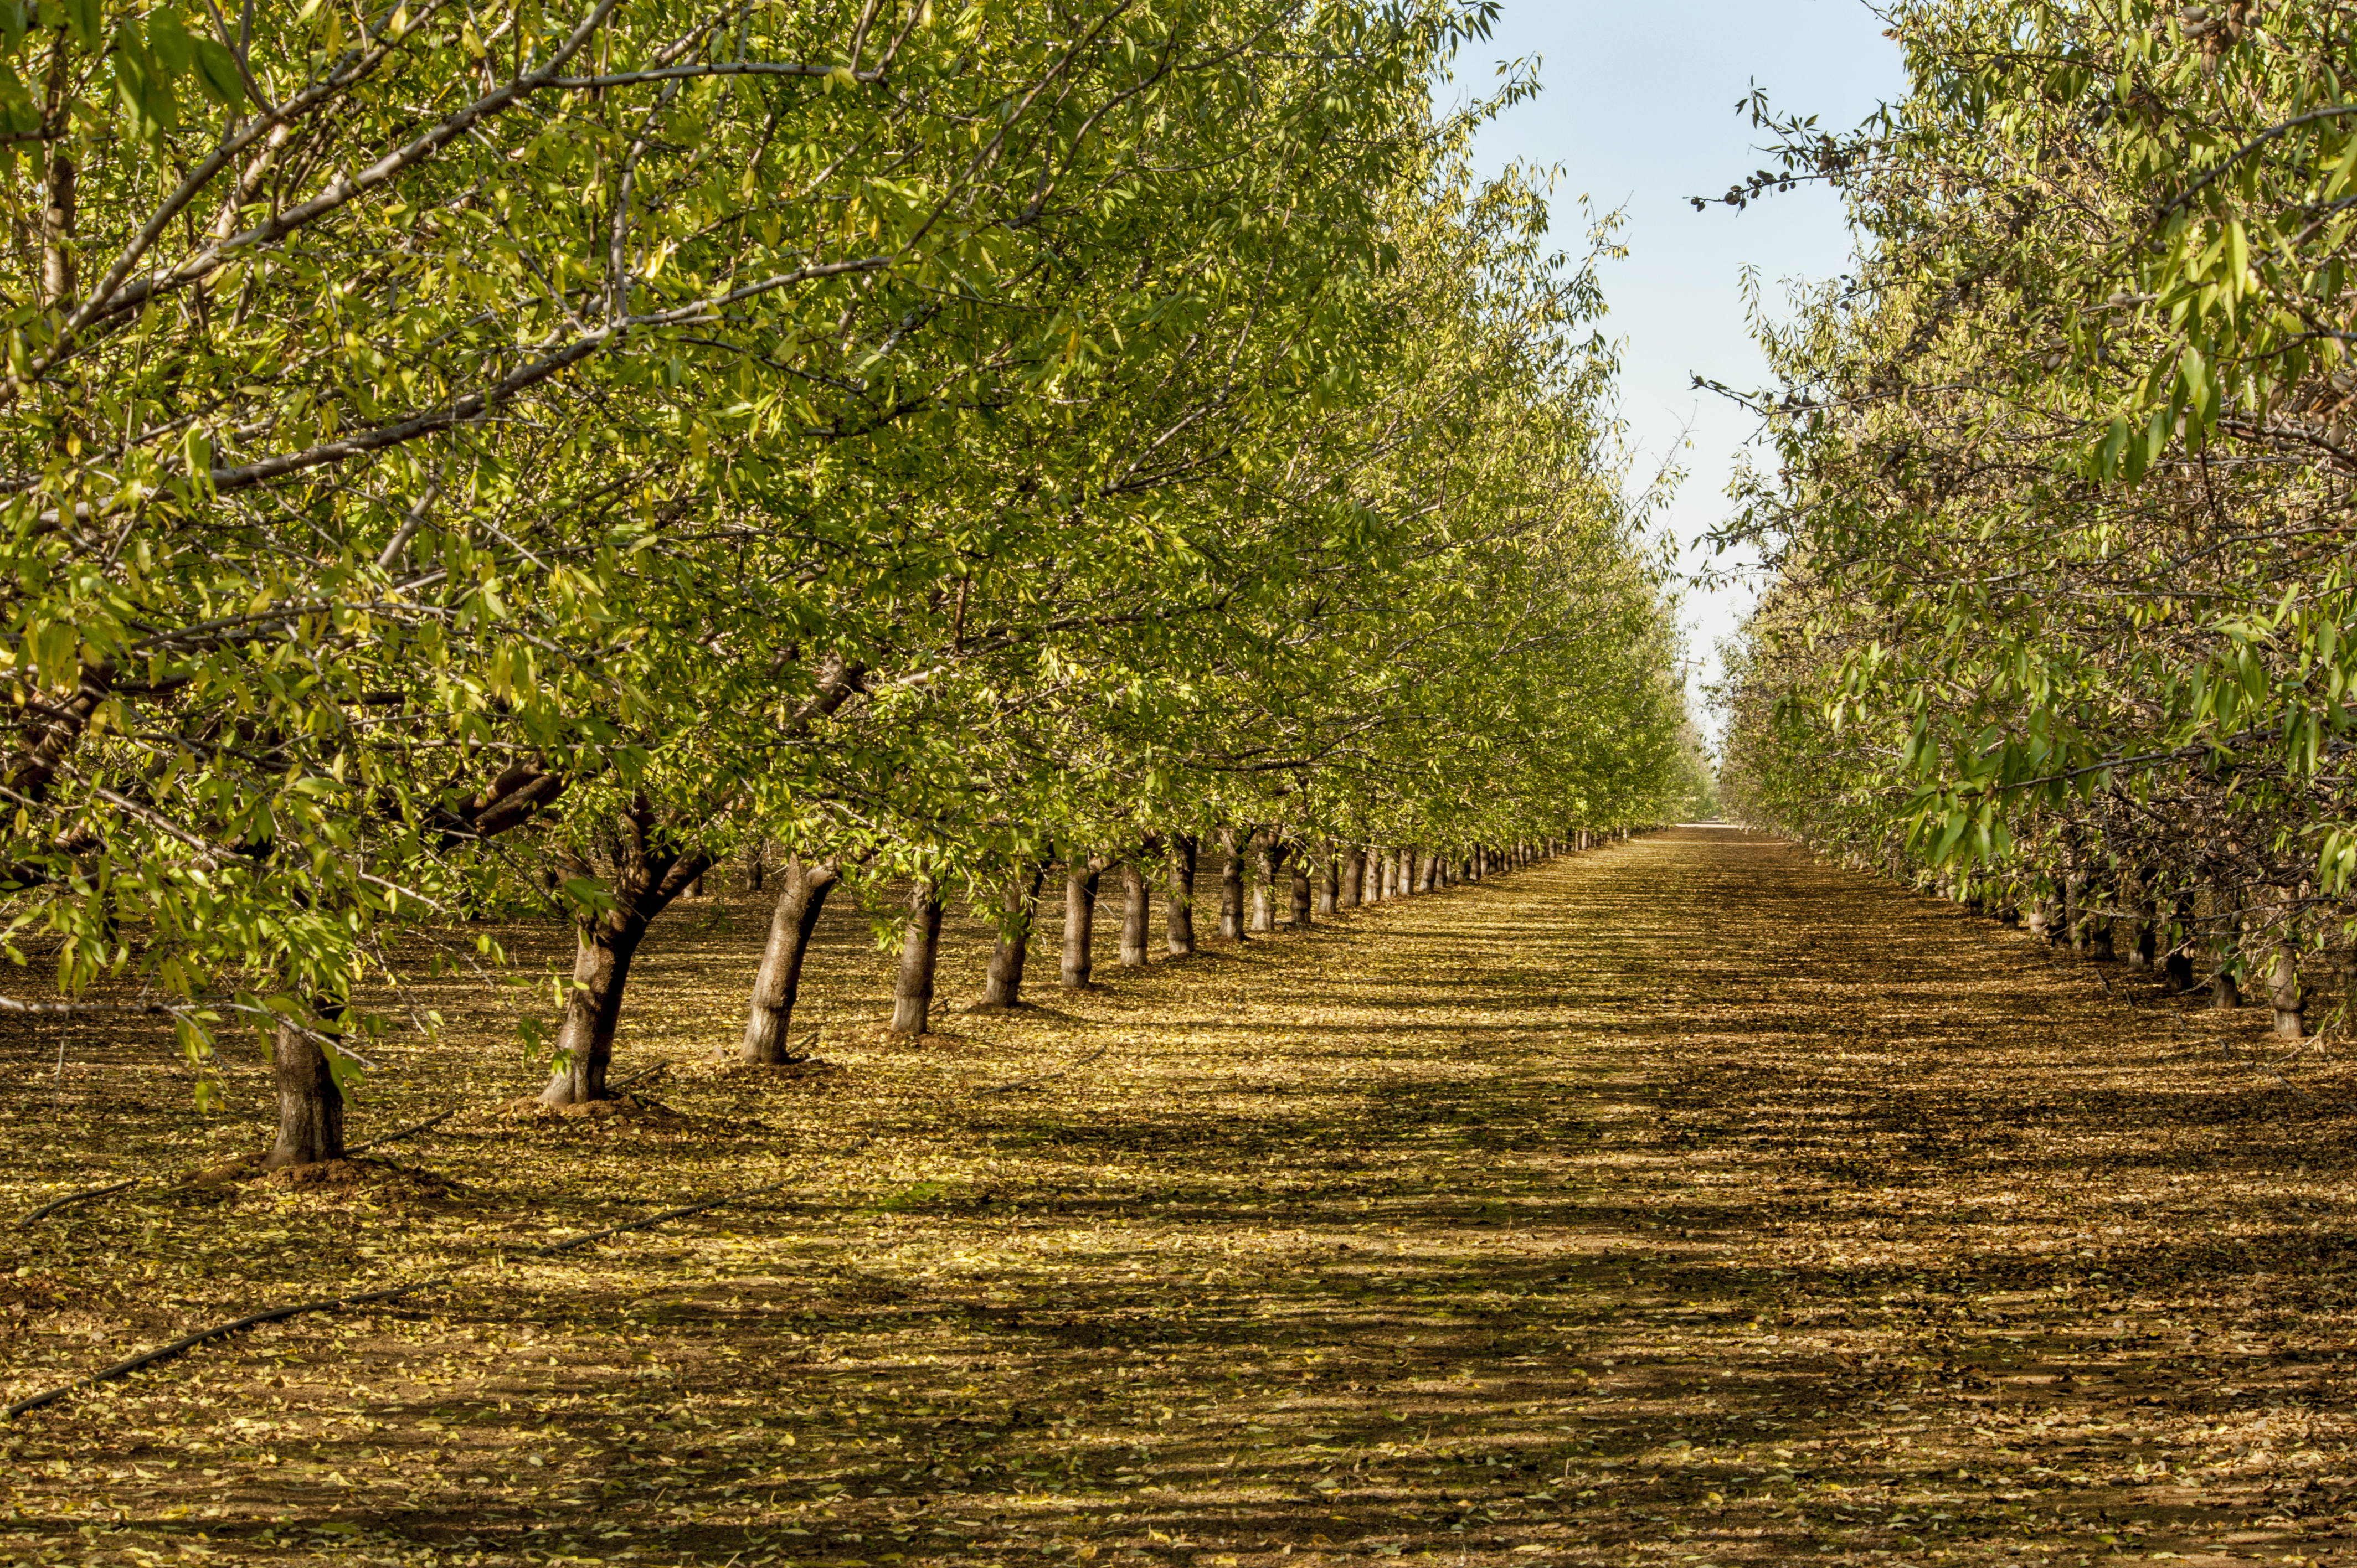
[743,839,766,894]
[1417,851,1438,894]
[2267,899,2304,1038]
[981,862,1047,1008]
[1164,835,1198,956]
[2026,894,2057,943]
[891,879,945,1036]
[2268,940,2304,1039]
[1290,852,1313,928]
[541,915,649,1106]
[539,812,712,1106]
[265,1015,345,1169]
[1316,846,1339,916]
[739,855,841,1065]
[1397,847,1414,895]
[1341,846,1364,907]
[2121,875,2153,971]
[2162,889,2195,991]
[1120,860,1151,968]
[1219,828,1248,940]
[2089,911,2116,962]
[1250,835,1288,933]
[1062,858,1105,988]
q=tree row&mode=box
[0,0,1708,1167]
[1716,0,2357,1038]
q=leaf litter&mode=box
[4,827,2355,1567]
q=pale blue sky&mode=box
[1458,0,1905,738]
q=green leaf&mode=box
[146,8,191,74]
[191,38,241,106]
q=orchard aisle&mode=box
[9,829,2357,1567]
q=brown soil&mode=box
[3,829,2352,1567]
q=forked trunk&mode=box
[1119,862,1151,968]
[539,800,713,1106]
[1164,835,1198,956]
[982,863,1047,1008]
[891,880,945,1036]
[739,855,842,1065]
[265,1015,345,1169]
[1063,859,1105,988]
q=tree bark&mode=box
[1249,834,1288,933]
[542,916,647,1105]
[1120,860,1151,968]
[2157,888,2190,989]
[1219,828,1248,940]
[1316,845,1339,915]
[981,861,1047,1008]
[2211,892,2242,1010]
[2267,900,2304,1038]
[2089,910,2116,962]
[743,838,766,894]
[1290,851,1313,928]
[1341,846,1364,907]
[541,799,712,1106]
[2268,941,2304,1038]
[265,1015,345,1169]
[1063,855,1109,988]
[891,879,945,1036]
[1164,835,1198,956]
[738,855,841,1065]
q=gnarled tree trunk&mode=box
[739,855,842,1065]
[891,879,945,1036]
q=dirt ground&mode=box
[4,827,2355,1568]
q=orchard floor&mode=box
[7,827,2357,1568]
